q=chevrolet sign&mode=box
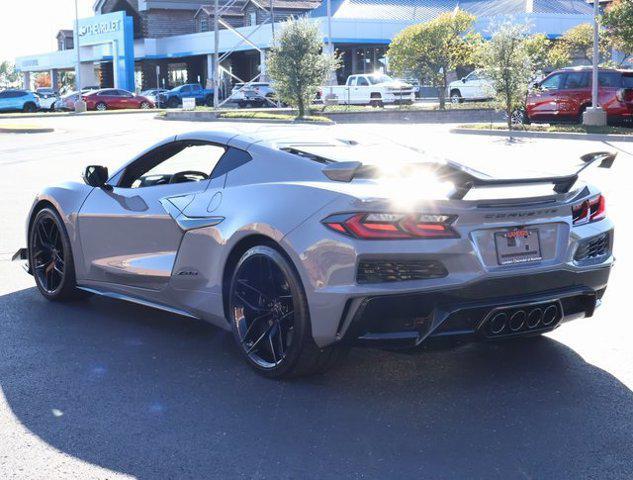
[78,19,122,38]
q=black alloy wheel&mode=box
[29,208,87,301]
[32,214,65,294]
[229,245,347,378]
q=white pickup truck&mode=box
[321,74,416,106]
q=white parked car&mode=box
[33,89,59,111]
[447,70,494,103]
[322,74,416,106]
[140,89,169,107]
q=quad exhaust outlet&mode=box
[481,301,562,338]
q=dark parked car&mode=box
[82,89,154,111]
[157,84,215,108]
[527,67,633,124]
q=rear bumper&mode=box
[342,266,611,347]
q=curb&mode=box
[0,109,162,121]
[161,111,333,125]
[0,126,54,134]
[163,108,502,125]
[451,127,633,142]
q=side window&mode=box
[98,90,112,96]
[467,72,480,81]
[210,147,252,179]
[0,91,8,98]
[347,77,357,86]
[561,72,589,89]
[357,77,369,86]
[540,73,563,90]
[622,75,633,88]
[191,85,201,91]
[598,72,621,88]
[120,142,227,188]
[181,85,192,94]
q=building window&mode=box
[249,11,257,26]
[199,17,208,32]
[168,63,188,87]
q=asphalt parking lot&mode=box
[1,114,632,479]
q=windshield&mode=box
[367,74,394,85]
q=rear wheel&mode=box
[369,95,383,108]
[168,97,179,109]
[205,95,214,107]
[140,101,151,109]
[22,102,37,113]
[229,245,347,378]
[95,102,107,111]
[29,208,87,301]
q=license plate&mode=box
[494,228,542,265]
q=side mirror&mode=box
[82,165,110,188]
[461,78,466,83]
[531,82,541,90]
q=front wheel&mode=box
[140,101,151,109]
[29,208,87,301]
[167,97,180,109]
[95,102,107,111]
[205,95,214,107]
[229,245,347,378]
[450,90,463,104]
[22,102,37,113]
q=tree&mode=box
[479,22,533,130]
[266,18,340,118]
[602,0,633,65]
[34,72,51,89]
[388,9,480,109]
[0,61,19,89]
[557,23,612,64]
[523,33,569,75]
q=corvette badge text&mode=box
[79,20,122,38]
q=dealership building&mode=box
[16,0,598,94]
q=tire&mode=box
[228,245,347,378]
[450,90,463,104]
[168,97,180,109]
[29,207,88,301]
[205,95,213,107]
[140,101,151,109]
[369,95,383,108]
[95,102,107,111]
[22,102,37,113]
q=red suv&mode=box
[526,67,633,124]
[83,89,154,111]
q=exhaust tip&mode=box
[527,308,543,329]
[509,310,526,332]
[542,305,559,326]
[489,312,508,335]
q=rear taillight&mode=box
[572,195,606,226]
[322,213,458,240]
[616,88,633,103]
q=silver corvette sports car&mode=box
[14,129,615,377]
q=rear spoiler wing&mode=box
[322,151,616,199]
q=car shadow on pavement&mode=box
[1,287,632,479]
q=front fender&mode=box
[26,182,94,275]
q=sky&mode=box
[0,0,94,63]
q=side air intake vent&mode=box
[574,232,610,262]
[357,259,448,284]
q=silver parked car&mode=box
[13,129,615,377]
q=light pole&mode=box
[74,0,81,91]
[74,0,87,112]
[583,0,606,126]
